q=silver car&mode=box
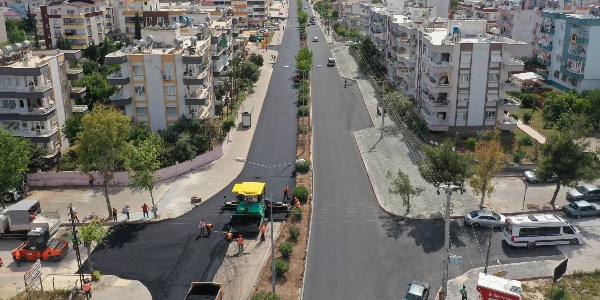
[566,184,600,202]
[523,169,556,183]
[562,200,600,218]
[465,210,506,227]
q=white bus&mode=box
[502,214,583,249]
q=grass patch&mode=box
[542,269,600,300]
[9,290,85,300]
[514,108,555,138]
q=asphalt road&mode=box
[90,11,302,300]
[302,6,577,300]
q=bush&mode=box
[466,137,477,151]
[292,207,303,220]
[222,118,236,133]
[251,291,282,300]
[298,95,310,106]
[298,124,309,134]
[294,159,311,173]
[522,111,533,124]
[278,242,293,258]
[298,84,310,95]
[91,271,101,281]
[512,149,525,164]
[248,53,264,67]
[518,136,533,147]
[292,185,309,202]
[275,259,290,277]
[298,106,310,117]
[289,225,301,240]
[299,79,310,87]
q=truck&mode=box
[2,175,28,204]
[184,282,223,300]
[477,272,522,300]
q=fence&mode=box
[27,132,232,187]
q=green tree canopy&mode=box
[55,37,72,50]
[27,142,47,172]
[0,128,30,208]
[79,220,106,273]
[134,12,142,40]
[239,60,260,87]
[542,90,581,124]
[125,134,162,218]
[468,130,504,208]
[418,140,471,186]
[8,28,31,44]
[387,169,423,214]
[73,73,117,107]
[62,113,84,145]
[537,130,599,207]
[77,106,131,216]
[248,53,264,67]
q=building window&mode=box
[157,17,164,25]
[460,53,471,63]
[558,39,563,47]
[488,72,499,82]
[1,99,16,109]
[50,9,58,14]
[136,107,148,116]
[171,16,177,23]
[146,17,152,24]
[67,10,74,14]
[163,63,174,76]
[456,112,466,121]
[133,65,143,75]
[458,92,468,103]
[166,107,178,115]
[459,73,470,83]
[165,85,176,95]
[134,85,146,96]
[485,111,496,119]
[553,70,559,78]
[487,92,499,102]
[490,52,502,63]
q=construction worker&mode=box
[294,197,301,208]
[71,210,80,222]
[141,203,149,218]
[283,187,291,201]
[206,223,213,237]
[199,219,205,236]
[82,279,92,299]
[237,235,244,253]
[226,231,233,242]
[112,207,118,222]
[14,251,21,267]
[260,224,267,242]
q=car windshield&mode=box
[469,211,479,218]
[405,294,423,300]
[569,202,579,209]
[492,212,501,220]
[576,186,589,194]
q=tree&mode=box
[77,106,131,217]
[79,220,106,273]
[582,90,600,129]
[387,169,424,214]
[386,90,412,117]
[82,41,98,61]
[28,142,47,172]
[537,130,598,207]
[468,130,504,208]
[248,53,264,67]
[0,128,30,208]
[331,10,340,19]
[55,37,72,50]
[239,60,260,88]
[97,38,117,64]
[134,12,142,40]
[62,113,84,145]
[73,73,117,107]
[125,135,162,218]
[22,5,39,49]
[418,140,471,185]
[5,19,22,32]
[542,90,581,125]
[298,11,309,24]
[8,28,31,44]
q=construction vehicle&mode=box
[0,200,68,262]
[184,282,223,300]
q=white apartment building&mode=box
[40,0,107,50]
[386,17,527,132]
[0,43,86,163]
[497,7,541,58]
[104,27,213,132]
[210,19,233,87]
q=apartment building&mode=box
[497,7,542,58]
[104,27,213,132]
[210,20,233,87]
[0,42,86,163]
[232,0,271,27]
[40,0,107,50]
[536,4,600,92]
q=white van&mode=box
[502,214,583,249]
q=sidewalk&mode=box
[447,257,600,299]
[517,120,547,144]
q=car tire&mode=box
[527,242,536,249]
[3,194,15,203]
[570,239,579,245]
[472,222,480,228]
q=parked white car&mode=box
[464,210,506,228]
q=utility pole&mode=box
[68,204,85,290]
[483,225,493,274]
[438,183,462,300]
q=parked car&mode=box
[307,23,311,26]
[523,169,556,184]
[313,36,318,42]
[464,210,506,227]
[405,280,430,300]
[562,200,600,218]
[327,57,335,67]
[566,184,600,202]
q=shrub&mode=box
[298,84,310,95]
[248,53,264,67]
[299,79,310,87]
[518,136,533,147]
[252,291,282,300]
[466,137,477,151]
[278,242,293,258]
[522,111,533,124]
[292,207,303,220]
[298,95,310,106]
[91,271,101,282]
[298,124,309,134]
[512,114,519,121]
[289,225,301,240]
[512,149,525,164]
[275,259,290,277]
[294,159,311,173]
[298,106,310,117]
[292,185,309,202]
[222,118,236,133]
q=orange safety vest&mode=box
[260,225,266,233]
[226,232,232,240]
[83,283,91,292]
[15,251,20,259]
[237,237,243,245]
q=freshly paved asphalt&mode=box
[302,4,572,300]
[90,9,302,300]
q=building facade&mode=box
[105,27,214,132]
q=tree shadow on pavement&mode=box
[93,223,148,251]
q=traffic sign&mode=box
[263,32,269,37]
[449,255,463,264]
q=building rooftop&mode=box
[106,27,209,57]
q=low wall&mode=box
[28,132,232,187]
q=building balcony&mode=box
[182,54,205,65]
[502,81,522,92]
[185,87,210,106]
[110,93,132,106]
[72,104,88,113]
[0,103,57,121]
[107,72,130,85]
[498,114,518,131]
[567,50,587,62]
[499,97,521,111]
[183,68,209,85]
[420,109,449,132]
[15,127,59,143]
[67,67,84,80]
[16,81,53,99]
[538,42,553,52]
[63,50,82,61]
[420,91,450,111]
[70,87,87,99]
[105,53,128,64]
[425,56,452,70]
[576,37,589,44]
[502,57,525,72]
[561,66,585,80]
[423,76,451,94]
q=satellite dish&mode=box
[136,39,147,47]
[146,35,154,43]
[2,46,13,55]
[173,38,184,46]
[12,43,22,51]
[205,16,211,23]
[21,40,31,48]
[190,36,198,45]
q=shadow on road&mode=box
[94,223,148,251]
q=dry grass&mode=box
[8,289,86,300]
[522,269,600,300]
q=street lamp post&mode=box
[437,183,463,300]
[235,157,306,294]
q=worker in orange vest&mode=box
[82,279,92,299]
[206,223,213,237]
[260,224,267,242]
[14,251,21,267]
[283,187,291,201]
[226,231,233,242]
[237,235,244,253]
[294,197,301,208]
[71,210,80,222]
